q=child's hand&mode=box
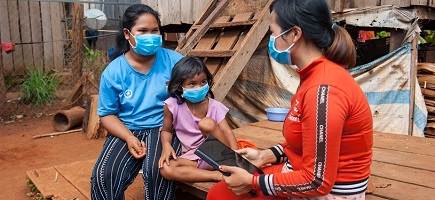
[158,145,177,168]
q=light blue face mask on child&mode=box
[182,84,209,103]
[268,28,295,65]
[128,30,162,56]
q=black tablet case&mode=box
[194,136,263,176]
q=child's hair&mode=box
[168,56,214,104]
[109,4,160,60]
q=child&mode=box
[158,56,239,182]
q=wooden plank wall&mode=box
[0,0,65,74]
[327,0,435,11]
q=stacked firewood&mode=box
[418,63,435,138]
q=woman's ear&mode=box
[123,28,130,40]
[292,26,302,43]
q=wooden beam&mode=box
[212,0,273,101]
[189,50,235,57]
[178,0,230,55]
[30,1,44,68]
[409,35,418,136]
[191,20,256,29]
[0,29,6,108]
[0,0,13,73]
[71,3,84,83]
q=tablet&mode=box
[194,136,263,176]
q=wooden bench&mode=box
[177,120,435,200]
[27,120,435,199]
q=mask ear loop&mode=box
[272,28,294,52]
[126,29,137,48]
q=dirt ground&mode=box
[0,112,200,200]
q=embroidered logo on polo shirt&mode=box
[124,90,133,98]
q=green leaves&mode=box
[422,30,435,45]
[20,66,59,106]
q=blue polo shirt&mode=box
[97,48,183,130]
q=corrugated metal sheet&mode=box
[80,0,209,26]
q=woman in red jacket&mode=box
[207,0,373,199]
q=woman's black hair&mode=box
[270,0,356,68]
[168,56,214,104]
[109,4,160,60]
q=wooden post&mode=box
[0,32,6,112]
[409,35,418,136]
[71,3,84,84]
[83,95,107,139]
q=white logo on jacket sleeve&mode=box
[124,90,133,98]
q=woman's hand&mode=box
[158,145,177,168]
[219,165,253,195]
[125,135,146,159]
[235,148,263,168]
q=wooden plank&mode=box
[71,2,84,83]
[409,36,418,135]
[50,2,65,70]
[29,1,44,68]
[369,175,435,199]
[232,14,257,50]
[26,167,86,199]
[381,0,411,7]
[371,161,435,189]
[372,131,435,156]
[192,15,230,51]
[189,50,235,57]
[0,29,5,107]
[178,0,230,55]
[194,30,221,51]
[205,58,223,75]
[8,0,24,73]
[0,0,14,73]
[192,20,256,29]
[411,0,428,6]
[213,13,253,51]
[249,120,283,131]
[158,0,181,26]
[212,0,272,101]
[354,0,381,8]
[54,160,95,199]
[233,125,284,149]
[365,194,389,200]
[41,2,54,69]
[372,148,435,171]
[180,0,194,24]
[18,0,35,68]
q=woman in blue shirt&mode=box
[91,4,183,200]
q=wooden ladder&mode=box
[176,0,272,101]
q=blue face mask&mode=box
[128,30,162,56]
[268,28,295,65]
[182,84,209,103]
